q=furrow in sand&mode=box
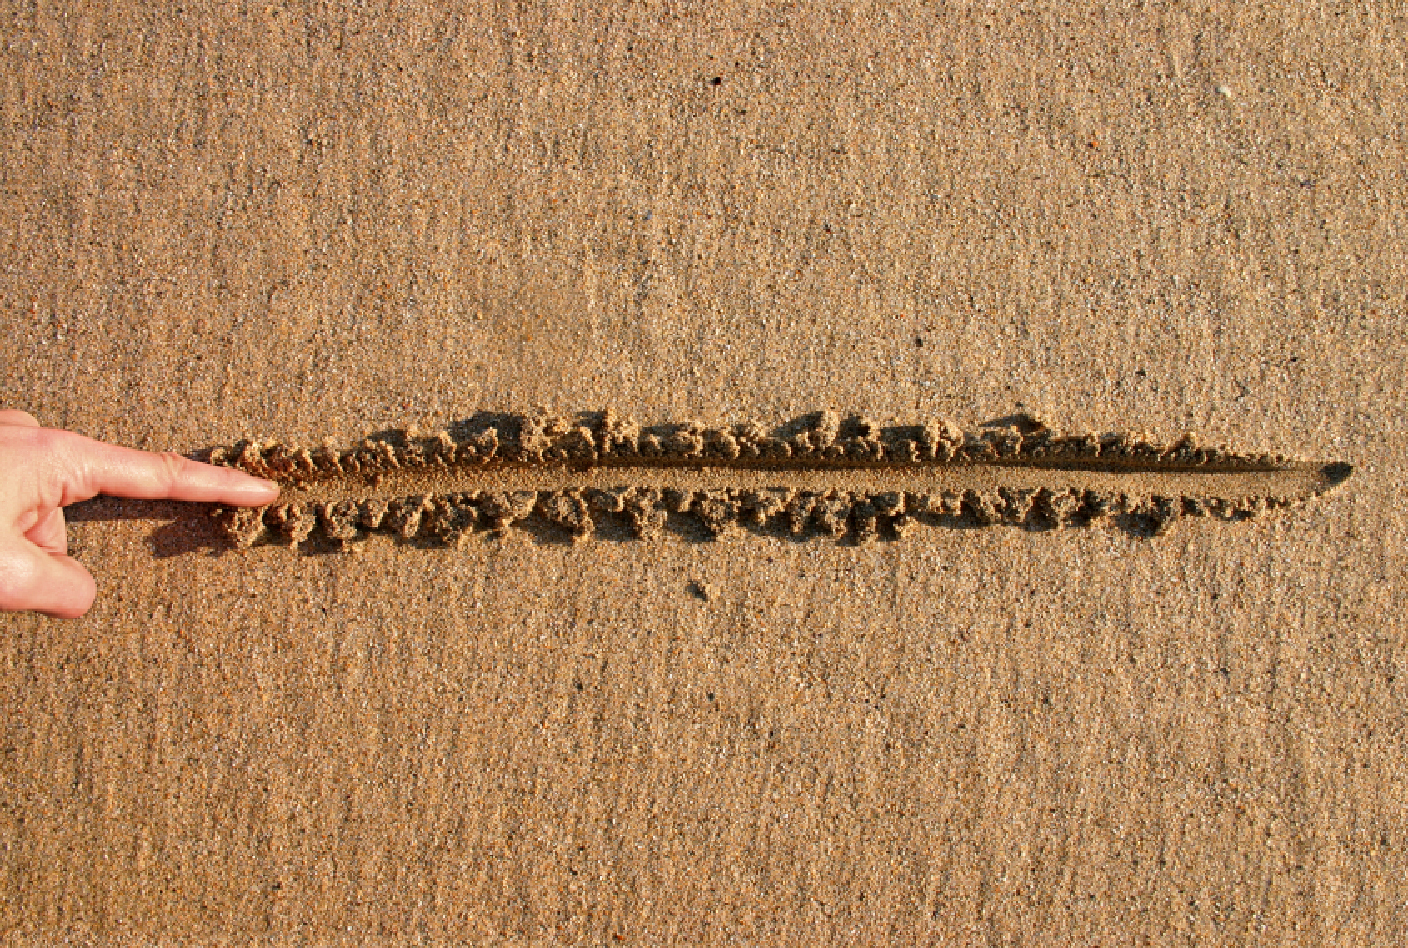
[206,411,1352,550]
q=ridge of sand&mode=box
[209,411,1351,548]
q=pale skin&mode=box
[0,410,279,618]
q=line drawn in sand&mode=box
[207,411,1352,550]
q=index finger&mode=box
[58,433,280,506]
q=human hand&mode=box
[0,410,279,618]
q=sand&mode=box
[2,2,1406,944]
[202,412,1351,547]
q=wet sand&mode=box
[204,413,1351,547]
[2,4,1406,943]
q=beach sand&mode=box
[2,3,1405,942]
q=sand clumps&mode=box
[206,411,1348,550]
[207,410,1291,485]
[213,485,1299,552]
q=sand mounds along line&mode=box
[207,411,1352,549]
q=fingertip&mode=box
[228,473,281,505]
[190,456,282,504]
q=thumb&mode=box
[0,542,97,618]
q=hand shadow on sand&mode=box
[65,498,229,559]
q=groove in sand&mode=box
[207,411,1352,549]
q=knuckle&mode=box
[44,430,91,484]
[0,424,42,451]
[36,428,77,459]
[157,451,192,485]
